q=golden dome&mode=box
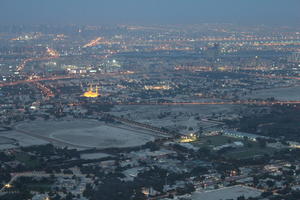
[82,85,99,98]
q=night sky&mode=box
[0,0,299,25]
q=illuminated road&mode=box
[16,55,59,72]
[100,112,174,137]
[12,47,61,98]
[0,71,129,88]
[0,75,74,87]
[114,100,300,106]
[46,47,60,57]
[68,100,300,110]
[16,46,59,73]
[33,82,55,98]
[254,73,300,81]
[83,37,103,48]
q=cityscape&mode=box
[1,1,300,200]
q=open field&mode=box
[195,135,241,147]
[0,131,49,149]
[50,125,155,149]
[13,119,156,149]
[194,135,275,159]
[0,136,15,144]
[225,147,276,159]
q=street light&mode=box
[4,184,12,188]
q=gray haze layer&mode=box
[0,0,299,25]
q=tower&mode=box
[95,85,99,96]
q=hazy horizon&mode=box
[0,0,299,26]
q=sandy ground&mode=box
[0,131,49,149]
[13,119,155,149]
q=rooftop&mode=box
[191,185,262,200]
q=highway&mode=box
[0,75,74,87]
[99,112,174,137]
[16,55,59,72]
[33,82,55,98]
[83,37,103,48]
[84,100,300,106]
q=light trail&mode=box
[0,75,74,87]
[46,47,60,57]
[83,37,103,48]
[115,101,300,106]
[16,56,57,71]
[17,47,59,72]
[33,82,55,99]
[256,74,300,80]
[68,100,300,107]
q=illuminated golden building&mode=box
[83,85,99,98]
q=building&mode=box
[82,85,99,98]
[223,129,268,141]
